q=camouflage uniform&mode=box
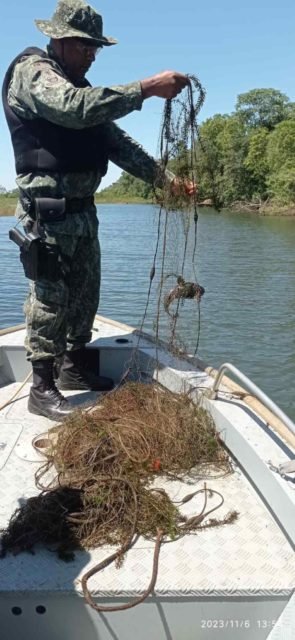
[6,0,173,361]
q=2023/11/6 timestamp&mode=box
[201,619,277,630]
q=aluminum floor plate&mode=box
[0,382,295,598]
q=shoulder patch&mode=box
[30,60,65,86]
[32,61,47,71]
[43,70,64,85]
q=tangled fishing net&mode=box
[1,77,238,612]
[1,383,237,611]
[137,74,216,357]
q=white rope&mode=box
[0,370,32,412]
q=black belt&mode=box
[21,195,95,217]
[65,196,95,213]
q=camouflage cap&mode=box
[35,0,118,46]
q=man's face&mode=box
[60,37,101,81]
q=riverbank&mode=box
[259,204,295,217]
[1,196,295,217]
[0,195,153,216]
[0,199,17,216]
[95,195,153,205]
[229,200,295,217]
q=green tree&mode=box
[195,114,229,204]
[267,120,295,204]
[268,167,295,204]
[267,120,295,173]
[236,88,290,130]
[6,188,18,198]
[217,116,252,204]
[98,172,153,201]
[96,87,295,210]
[244,128,270,198]
[286,102,295,119]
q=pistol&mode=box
[9,228,40,250]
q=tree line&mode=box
[1,88,294,211]
[98,88,295,210]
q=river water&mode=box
[0,205,294,421]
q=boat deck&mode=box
[0,321,294,602]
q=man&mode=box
[2,0,195,421]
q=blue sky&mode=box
[1,0,294,190]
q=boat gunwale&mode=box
[1,316,294,451]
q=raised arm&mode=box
[8,55,189,130]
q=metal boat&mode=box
[0,315,294,639]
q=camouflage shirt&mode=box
[7,45,173,212]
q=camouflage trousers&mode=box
[24,208,100,361]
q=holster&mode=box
[35,198,66,280]
[9,228,40,281]
[9,197,66,281]
[9,228,63,282]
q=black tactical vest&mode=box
[2,47,109,176]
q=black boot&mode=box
[28,359,74,421]
[57,349,114,391]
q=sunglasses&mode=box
[73,38,102,57]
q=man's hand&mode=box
[141,71,189,100]
[171,177,198,197]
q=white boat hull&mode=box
[0,316,294,639]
